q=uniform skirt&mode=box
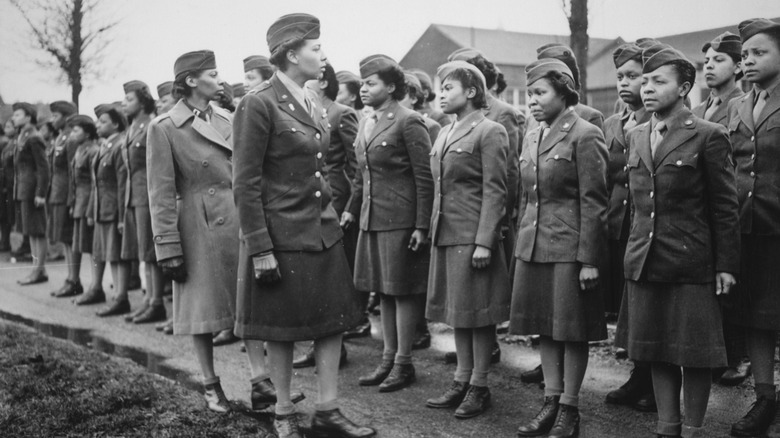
[617,280,726,368]
[121,206,156,263]
[426,243,510,328]
[92,221,124,263]
[71,217,93,254]
[725,235,780,330]
[509,261,607,342]
[354,228,430,296]
[234,241,364,342]
[46,203,73,245]
[15,200,46,237]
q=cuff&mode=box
[242,228,274,256]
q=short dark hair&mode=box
[269,38,307,71]
[495,71,507,95]
[466,55,498,89]
[443,68,488,109]
[172,70,204,99]
[376,64,407,101]
[321,64,339,101]
[668,60,696,97]
[251,66,275,81]
[16,107,37,125]
[542,70,580,107]
[131,87,156,114]
[404,77,425,110]
[343,80,364,110]
[104,108,127,132]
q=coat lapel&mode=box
[169,100,231,151]
[271,75,318,129]
[736,90,756,134]
[633,122,654,172]
[539,109,578,155]
[652,109,697,168]
[756,87,780,130]
[712,87,745,125]
[367,100,399,146]
[443,111,484,154]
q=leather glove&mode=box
[160,256,187,283]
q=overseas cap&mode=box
[359,54,398,79]
[156,81,173,98]
[49,101,77,117]
[525,59,575,88]
[123,80,148,95]
[436,60,487,91]
[612,43,643,68]
[243,55,272,72]
[738,18,780,43]
[266,13,320,55]
[173,50,217,81]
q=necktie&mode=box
[650,121,666,158]
[364,114,378,142]
[623,112,637,133]
[753,90,768,125]
[539,122,550,143]
[704,96,720,121]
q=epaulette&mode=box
[248,80,272,95]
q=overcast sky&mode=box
[1,0,780,113]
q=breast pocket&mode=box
[275,121,307,138]
[544,144,573,162]
[663,152,699,170]
[445,141,476,159]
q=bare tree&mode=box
[9,0,119,109]
[562,0,589,103]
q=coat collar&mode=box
[440,110,485,155]
[126,113,152,144]
[270,74,322,130]
[366,100,401,146]
[538,108,579,156]
[649,108,697,168]
[754,83,780,129]
[168,100,232,151]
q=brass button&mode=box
[650,191,654,198]
[291,128,297,133]
[315,171,322,178]
[623,200,627,205]
[208,188,215,195]
[650,212,655,218]
[202,160,209,167]
[315,191,321,198]
[676,160,683,166]
[751,136,755,142]
[751,171,756,177]
[748,191,753,197]
[751,154,756,160]
[554,154,559,159]
[155,236,162,242]
[649,231,654,238]
[216,217,224,225]
[317,152,323,159]
[533,220,537,226]
[316,133,321,140]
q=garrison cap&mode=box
[12,102,37,120]
[613,43,643,68]
[404,72,422,91]
[447,47,484,62]
[537,43,580,87]
[266,13,320,55]
[94,103,127,127]
[67,114,96,130]
[437,60,487,91]
[174,50,217,81]
[243,55,272,72]
[123,80,148,95]
[703,31,742,56]
[739,18,780,43]
[156,81,173,98]
[359,54,398,79]
[641,43,692,74]
[410,69,434,91]
[525,59,575,88]
[49,101,77,117]
[336,70,360,85]
[232,83,246,99]
[636,38,660,49]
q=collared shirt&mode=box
[754,77,780,99]
[370,98,393,122]
[277,71,309,111]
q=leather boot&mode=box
[412,327,431,350]
[358,360,393,386]
[454,385,491,419]
[378,363,415,392]
[520,365,544,384]
[426,381,470,409]
[606,363,651,405]
[718,360,751,387]
[548,404,580,438]
[273,413,302,438]
[203,381,230,413]
[309,408,376,438]
[133,303,167,324]
[250,378,305,411]
[517,395,560,437]
[731,395,777,437]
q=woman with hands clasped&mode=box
[423,61,509,419]
[341,54,434,394]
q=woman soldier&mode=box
[602,43,656,413]
[619,43,740,438]
[47,101,81,297]
[156,81,176,115]
[411,69,451,127]
[691,32,750,388]
[728,18,780,438]
[64,115,103,297]
[148,50,298,415]
[512,59,608,438]
[243,55,274,92]
[79,104,133,314]
[11,102,49,285]
[233,14,373,438]
[341,54,433,393]
[335,70,366,120]
[424,61,509,419]
[119,80,167,324]
[1,119,16,251]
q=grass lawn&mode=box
[0,321,273,437]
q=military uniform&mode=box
[70,138,98,254]
[88,132,128,263]
[121,114,156,263]
[13,124,49,237]
[46,127,78,245]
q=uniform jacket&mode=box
[47,127,78,205]
[485,94,523,224]
[122,115,152,208]
[423,116,442,145]
[624,108,740,282]
[13,125,49,201]
[516,109,608,266]
[233,74,342,255]
[70,140,98,218]
[88,133,126,223]
[429,110,508,248]
[346,99,434,232]
[692,87,745,127]
[147,99,239,301]
[322,97,359,216]
[604,106,651,240]
[727,87,780,235]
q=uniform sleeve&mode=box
[66,142,78,208]
[114,145,127,222]
[516,133,531,234]
[497,108,520,226]
[30,137,49,199]
[588,111,605,132]
[345,118,365,218]
[232,94,274,256]
[475,125,508,248]
[704,125,740,274]
[146,121,183,261]
[575,125,609,266]
[86,153,96,221]
[403,113,434,230]
[339,108,359,183]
